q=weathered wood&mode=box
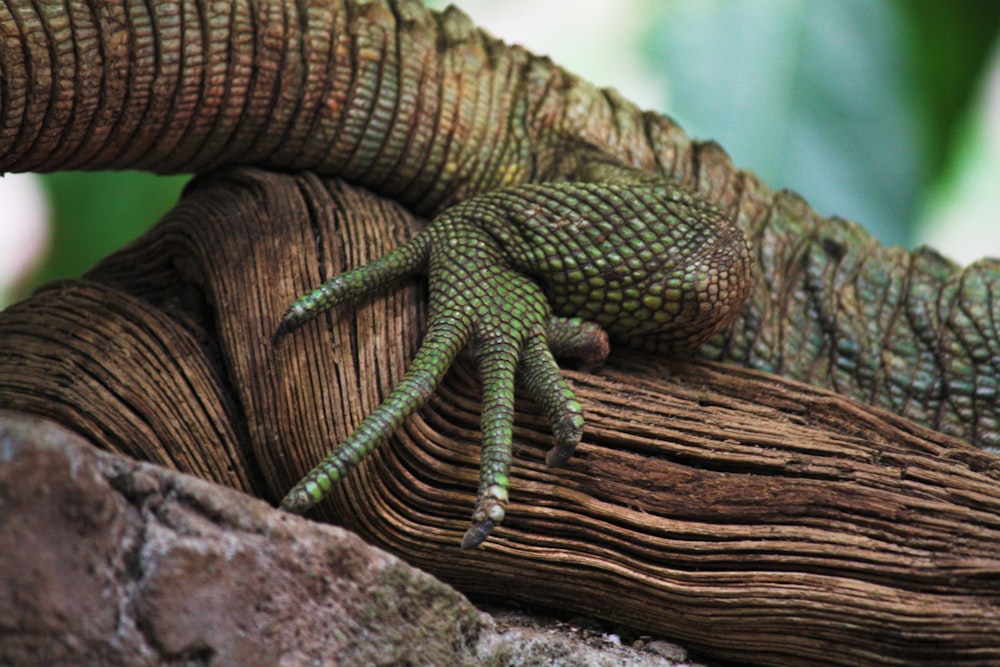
[1,168,998,666]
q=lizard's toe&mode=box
[518,330,588,467]
[462,483,508,549]
[545,316,610,373]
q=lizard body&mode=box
[1,0,998,541]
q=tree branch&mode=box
[1,169,998,666]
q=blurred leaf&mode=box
[645,0,925,246]
[894,0,1000,182]
[33,172,189,287]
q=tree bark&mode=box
[1,168,998,666]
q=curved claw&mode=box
[461,520,496,549]
[271,319,293,346]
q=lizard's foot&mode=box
[275,204,608,547]
[276,179,751,548]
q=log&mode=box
[1,168,998,666]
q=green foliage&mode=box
[894,0,1000,181]
[34,172,189,286]
[644,0,999,248]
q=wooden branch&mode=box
[1,168,998,666]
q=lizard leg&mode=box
[277,180,750,547]
[278,213,582,548]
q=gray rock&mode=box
[0,412,705,667]
[0,411,483,666]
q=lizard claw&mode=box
[271,319,292,346]
[461,519,496,550]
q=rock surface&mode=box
[0,411,699,667]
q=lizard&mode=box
[1,0,998,544]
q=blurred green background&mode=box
[9,0,1000,305]
[33,172,191,287]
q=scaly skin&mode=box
[1,0,999,539]
[275,179,752,546]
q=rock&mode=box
[0,411,482,667]
[477,608,702,667]
[0,412,703,667]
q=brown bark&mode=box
[1,168,998,666]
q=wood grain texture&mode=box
[1,169,998,666]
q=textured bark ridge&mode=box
[1,171,998,666]
[1,0,999,447]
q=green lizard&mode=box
[1,0,997,544]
